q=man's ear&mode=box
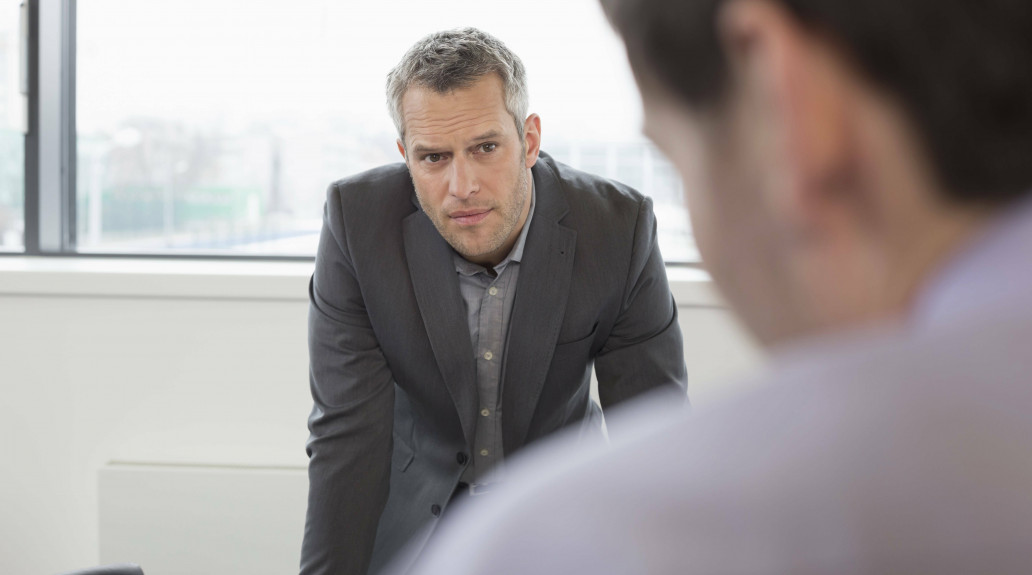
[397,138,407,162]
[522,114,542,168]
[719,0,854,230]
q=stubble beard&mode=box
[418,159,530,262]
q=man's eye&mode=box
[479,143,497,153]
[425,153,442,163]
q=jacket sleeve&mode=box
[300,183,395,575]
[594,196,689,409]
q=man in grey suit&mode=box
[299,28,687,575]
[406,0,1032,573]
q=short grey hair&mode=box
[386,27,529,143]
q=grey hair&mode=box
[386,27,529,143]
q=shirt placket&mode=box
[474,269,507,480]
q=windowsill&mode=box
[0,257,725,307]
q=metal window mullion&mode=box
[22,0,39,254]
[63,0,76,248]
[34,0,74,254]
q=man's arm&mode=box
[300,184,396,575]
[594,196,688,407]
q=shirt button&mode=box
[456,452,469,465]
[483,351,493,361]
[431,504,442,517]
[480,449,489,456]
[488,287,498,296]
[480,408,490,417]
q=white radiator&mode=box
[99,462,308,575]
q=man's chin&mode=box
[450,238,501,262]
[454,245,491,260]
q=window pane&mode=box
[0,0,25,252]
[77,0,697,261]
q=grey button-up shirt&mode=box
[453,187,535,485]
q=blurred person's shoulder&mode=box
[411,307,1032,574]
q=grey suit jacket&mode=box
[300,152,688,575]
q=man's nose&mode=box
[448,156,478,199]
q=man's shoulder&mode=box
[327,162,414,210]
[591,314,1032,569]
[671,309,1032,470]
[536,152,649,215]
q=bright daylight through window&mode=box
[0,1,25,251]
[75,0,697,260]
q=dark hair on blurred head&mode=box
[601,0,1032,205]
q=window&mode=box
[0,1,25,251]
[37,0,699,261]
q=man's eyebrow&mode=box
[410,142,443,154]
[469,130,502,143]
[409,131,503,154]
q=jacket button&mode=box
[431,504,442,517]
[456,452,469,465]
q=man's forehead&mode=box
[406,114,508,144]
[402,73,506,109]
[401,76,512,140]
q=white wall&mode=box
[0,259,762,575]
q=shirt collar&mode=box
[453,182,536,277]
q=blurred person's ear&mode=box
[717,0,858,240]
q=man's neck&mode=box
[887,204,995,318]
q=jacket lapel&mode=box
[501,158,577,454]
[403,209,478,448]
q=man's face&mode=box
[398,74,537,267]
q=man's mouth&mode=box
[449,209,492,226]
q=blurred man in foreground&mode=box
[404,0,1032,572]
